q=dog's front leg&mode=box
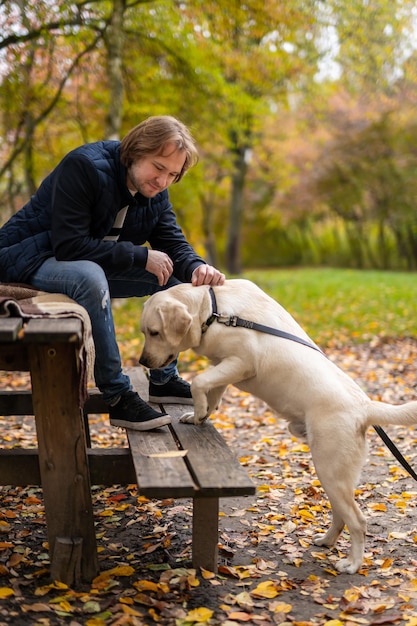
[180,383,227,425]
[180,358,251,425]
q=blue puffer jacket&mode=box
[0,141,205,283]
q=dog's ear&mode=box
[156,301,193,344]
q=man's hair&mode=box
[120,115,199,182]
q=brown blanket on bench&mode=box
[0,284,95,403]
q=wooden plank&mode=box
[0,387,108,418]
[167,405,256,497]
[0,448,135,486]
[125,366,150,399]
[0,318,23,341]
[125,367,197,497]
[29,341,99,584]
[88,448,136,485]
[0,390,33,415]
[127,428,196,498]
[0,449,40,484]
[24,318,83,343]
[0,344,29,371]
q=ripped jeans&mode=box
[30,257,180,402]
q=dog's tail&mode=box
[367,400,417,428]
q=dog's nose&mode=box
[139,354,149,367]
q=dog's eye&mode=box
[150,330,159,337]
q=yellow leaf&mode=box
[185,606,214,622]
[200,567,215,579]
[188,573,200,587]
[369,503,387,511]
[343,588,360,602]
[298,509,316,520]
[291,443,310,452]
[107,565,134,577]
[119,597,134,604]
[251,580,279,599]
[0,587,14,598]
[145,450,188,458]
[270,602,292,613]
[133,580,159,592]
[34,582,68,596]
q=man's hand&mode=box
[192,264,225,286]
[146,250,174,286]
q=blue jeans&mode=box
[30,257,181,402]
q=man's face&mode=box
[127,142,186,198]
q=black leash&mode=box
[204,287,417,482]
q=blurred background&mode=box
[2,0,417,274]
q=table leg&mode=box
[29,342,99,585]
[192,497,219,572]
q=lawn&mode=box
[243,267,417,348]
[113,268,417,363]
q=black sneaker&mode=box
[109,391,171,431]
[149,376,193,405]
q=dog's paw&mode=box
[335,557,360,574]
[312,533,336,548]
[180,411,196,424]
[179,412,207,425]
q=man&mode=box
[0,115,225,430]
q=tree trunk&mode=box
[105,0,125,140]
[226,144,248,275]
[200,193,219,267]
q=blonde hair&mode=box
[120,115,199,182]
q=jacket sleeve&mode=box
[147,198,206,283]
[50,154,138,270]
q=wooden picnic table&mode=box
[0,316,255,586]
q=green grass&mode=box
[112,268,417,359]
[242,268,417,347]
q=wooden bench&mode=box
[0,317,255,585]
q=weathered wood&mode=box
[0,336,255,577]
[125,369,255,572]
[29,341,99,584]
[0,318,23,341]
[192,497,219,571]
[127,428,196,498]
[0,448,135,486]
[23,318,83,343]
[167,405,255,497]
[50,537,82,586]
[88,448,135,485]
[0,390,33,414]
[0,344,29,371]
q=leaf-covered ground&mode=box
[1,338,417,625]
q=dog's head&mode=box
[139,292,194,369]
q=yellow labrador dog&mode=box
[139,279,417,574]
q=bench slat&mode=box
[127,428,196,498]
[163,405,255,497]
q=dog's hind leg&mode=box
[309,429,367,574]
